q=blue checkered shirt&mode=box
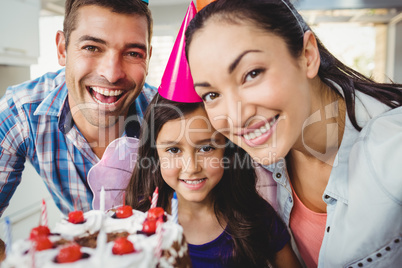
[0,69,156,215]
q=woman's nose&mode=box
[225,91,253,130]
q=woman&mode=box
[184,0,402,267]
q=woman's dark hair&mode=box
[126,93,279,267]
[185,0,402,131]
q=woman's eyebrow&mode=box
[228,50,261,74]
[194,82,211,88]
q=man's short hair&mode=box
[63,0,153,47]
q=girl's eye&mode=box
[244,69,263,83]
[202,92,219,103]
[166,147,181,154]
[199,145,214,153]
[83,46,99,52]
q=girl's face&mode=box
[156,107,226,204]
[188,20,318,165]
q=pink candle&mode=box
[154,218,164,258]
[30,240,36,268]
[41,199,48,227]
[151,187,159,208]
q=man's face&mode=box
[57,5,151,129]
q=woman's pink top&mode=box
[290,186,327,268]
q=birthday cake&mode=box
[2,206,192,267]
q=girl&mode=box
[184,0,402,267]
[125,94,301,267]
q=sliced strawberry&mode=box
[147,207,165,221]
[112,237,135,255]
[30,225,50,239]
[33,236,53,251]
[56,243,82,263]
[115,205,133,219]
[68,211,85,224]
[142,219,156,235]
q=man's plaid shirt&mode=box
[0,68,156,215]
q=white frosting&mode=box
[53,210,103,238]
[103,209,146,234]
[2,210,189,268]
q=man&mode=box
[0,0,156,215]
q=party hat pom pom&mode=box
[196,0,217,11]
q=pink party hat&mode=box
[158,1,202,103]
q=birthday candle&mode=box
[151,187,159,209]
[4,216,12,255]
[30,240,36,268]
[41,199,48,227]
[96,194,106,267]
[171,192,178,224]
[96,229,107,264]
[100,186,105,212]
[154,218,163,258]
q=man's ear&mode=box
[302,30,320,79]
[56,30,67,66]
[146,45,153,75]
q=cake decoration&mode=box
[112,237,135,255]
[67,210,85,224]
[3,207,191,267]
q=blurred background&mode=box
[0,0,401,241]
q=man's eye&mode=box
[83,46,98,52]
[202,92,219,103]
[128,51,144,58]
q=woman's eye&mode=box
[199,146,214,153]
[202,92,219,103]
[166,147,180,154]
[244,69,263,83]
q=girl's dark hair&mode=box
[126,93,279,267]
[185,0,402,131]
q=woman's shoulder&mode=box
[359,105,402,165]
[355,106,402,204]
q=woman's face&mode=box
[188,20,316,165]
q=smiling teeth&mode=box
[244,117,277,141]
[183,179,205,185]
[91,86,123,96]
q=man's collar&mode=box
[34,70,68,117]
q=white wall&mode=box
[0,65,30,97]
